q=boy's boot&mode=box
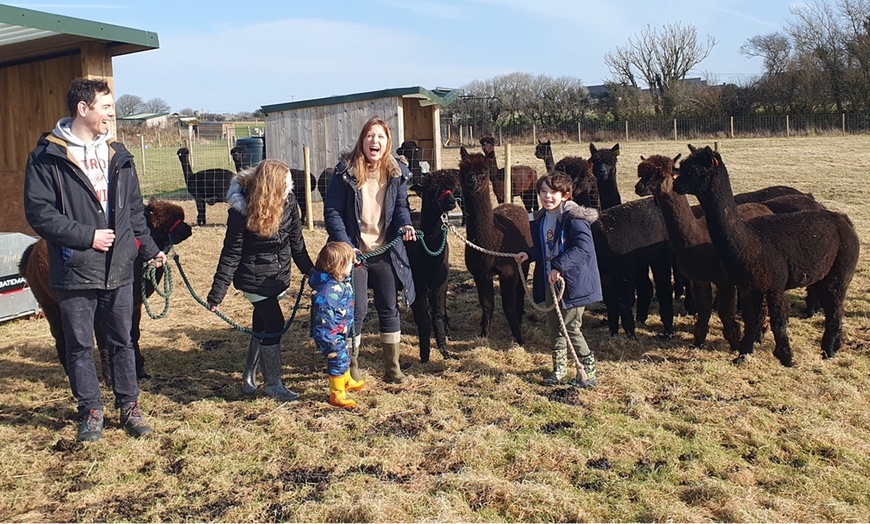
[345,368,365,391]
[543,347,568,386]
[328,372,357,409]
[259,343,300,401]
[349,334,363,382]
[574,353,598,388]
[381,332,407,384]
[242,336,261,395]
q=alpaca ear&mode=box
[612,143,620,155]
[673,153,682,163]
[590,143,597,154]
[460,146,469,159]
[687,144,697,154]
[712,157,720,167]
[640,155,646,161]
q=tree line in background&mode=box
[446,0,870,135]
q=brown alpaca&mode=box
[484,149,539,213]
[535,140,599,209]
[19,200,193,382]
[635,154,776,349]
[674,145,860,366]
[459,147,532,344]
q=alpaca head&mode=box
[673,145,724,197]
[589,143,620,183]
[459,149,492,195]
[479,135,495,155]
[418,170,459,215]
[146,199,193,250]
[635,154,681,197]
[534,140,552,160]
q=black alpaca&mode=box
[177,147,234,226]
[592,198,674,338]
[674,145,860,366]
[459,147,532,344]
[407,170,459,363]
[589,143,621,209]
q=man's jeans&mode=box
[55,284,139,416]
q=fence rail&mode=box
[134,113,870,202]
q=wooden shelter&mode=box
[260,86,460,177]
[0,5,159,234]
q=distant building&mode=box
[117,112,170,128]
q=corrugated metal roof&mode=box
[117,112,170,120]
[261,86,461,114]
[0,4,159,67]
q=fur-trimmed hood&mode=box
[225,165,294,215]
[532,199,599,224]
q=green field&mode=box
[2,136,869,522]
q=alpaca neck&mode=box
[542,151,555,172]
[179,155,193,181]
[464,186,496,247]
[696,168,764,283]
[597,180,622,209]
[654,184,709,248]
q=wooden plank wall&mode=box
[0,54,80,233]
[265,97,403,193]
[1,44,115,233]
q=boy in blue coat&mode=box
[518,172,602,387]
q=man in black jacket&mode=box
[23,78,166,442]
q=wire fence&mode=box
[131,112,870,202]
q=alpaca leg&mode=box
[410,292,432,363]
[819,287,844,359]
[804,283,821,318]
[473,273,496,339]
[766,291,793,367]
[615,275,637,339]
[714,283,742,352]
[650,253,674,336]
[196,199,207,226]
[735,289,764,364]
[690,281,713,347]
[499,275,524,345]
[633,266,653,325]
[430,288,453,359]
[602,279,621,336]
[43,303,68,373]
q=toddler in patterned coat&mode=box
[310,242,365,408]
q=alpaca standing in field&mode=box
[481,136,539,212]
[674,145,860,366]
[20,200,193,382]
[459,147,532,344]
[177,147,235,226]
[407,170,459,363]
[535,140,599,208]
[588,143,621,209]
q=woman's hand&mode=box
[516,252,529,264]
[401,226,417,242]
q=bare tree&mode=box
[115,94,143,116]
[143,97,171,113]
[605,22,716,116]
[740,33,793,76]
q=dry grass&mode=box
[2,136,870,522]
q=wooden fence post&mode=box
[625,121,629,142]
[532,123,537,145]
[303,146,313,231]
[504,143,512,206]
[730,116,735,138]
[843,113,846,135]
[786,115,790,137]
[139,134,146,177]
[578,122,582,144]
[673,119,677,141]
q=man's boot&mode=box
[259,343,299,401]
[381,332,407,384]
[242,337,261,395]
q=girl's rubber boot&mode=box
[328,373,357,409]
[242,337,261,395]
[259,343,300,401]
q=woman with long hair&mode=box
[208,159,314,400]
[324,116,416,384]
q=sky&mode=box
[8,1,799,114]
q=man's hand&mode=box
[516,252,529,264]
[92,229,115,252]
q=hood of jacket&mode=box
[533,199,599,224]
[225,165,295,215]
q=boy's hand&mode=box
[548,269,562,285]
[516,252,529,264]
